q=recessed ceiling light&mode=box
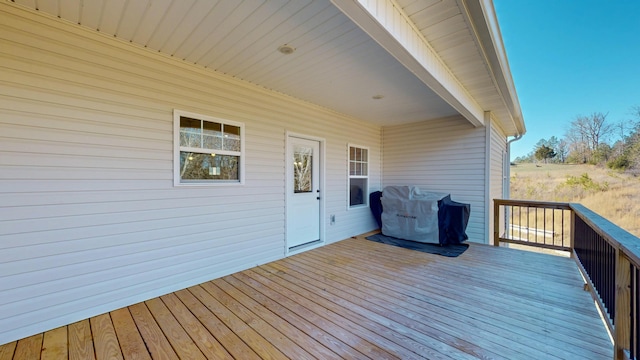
[278,44,295,55]
[372,94,384,100]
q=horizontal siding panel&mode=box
[0,167,169,181]
[1,153,169,170]
[0,187,283,207]
[1,220,285,267]
[0,179,174,193]
[1,205,284,237]
[0,229,285,296]
[0,114,168,150]
[0,193,284,222]
[0,137,171,161]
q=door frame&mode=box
[285,131,326,255]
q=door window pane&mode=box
[294,145,313,193]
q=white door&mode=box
[286,136,321,249]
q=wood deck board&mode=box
[159,293,233,360]
[144,297,207,360]
[281,255,546,359]
[110,308,151,360]
[332,240,608,334]
[128,303,178,360]
[188,285,289,360]
[172,289,261,360]
[289,243,611,358]
[90,314,124,360]
[68,320,95,360]
[230,270,399,359]
[274,257,512,360]
[0,342,16,360]
[41,327,67,360]
[211,277,341,359]
[13,334,42,360]
[333,240,611,343]
[2,236,613,359]
[281,254,582,360]
[290,246,612,353]
[223,274,373,359]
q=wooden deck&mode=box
[0,234,613,359]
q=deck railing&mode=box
[494,199,640,360]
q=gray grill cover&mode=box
[381,186,448,243]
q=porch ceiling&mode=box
[10,0,523,133]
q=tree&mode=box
[566,112,614,164]
[625,110,640,170]
[534,145,556,163]
[556,139,568,163]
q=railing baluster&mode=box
[543,208,547,245]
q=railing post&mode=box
[570,210,576,258]
[615,250,631,360]
[493,201,500,246]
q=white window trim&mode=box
[347,143,369,210]
[173,109,245,186]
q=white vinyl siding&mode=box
[0,4,380,344]
[489,120,508,243]
[382,116,487,243]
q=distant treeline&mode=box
[514,106,640,172]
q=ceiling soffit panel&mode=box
[397,0,524,135]
[331,0,485,128]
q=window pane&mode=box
[362,148,368,162]
[350,146,356,160]
[362,163,368,176]
[293,145,313,193]
[223,124,241,151]
[180,152,239,181]
[202,121,222,150]
[350,178,367,206]
[350,162,356,176]
[180,117,201,148]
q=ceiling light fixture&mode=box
[278,44,295,55]
[372,94,384,100]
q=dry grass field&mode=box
[510,163,640,238]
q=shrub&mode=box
[607,155,631,170]
[564,173,608,191]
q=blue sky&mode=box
[493,1,640,159]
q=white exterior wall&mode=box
[382,116,487,243]
[0,5,380,344]
[488,119,508,244]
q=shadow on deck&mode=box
[0,234,613,359]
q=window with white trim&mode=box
[348,145,368,208]
[174,110,244,185]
